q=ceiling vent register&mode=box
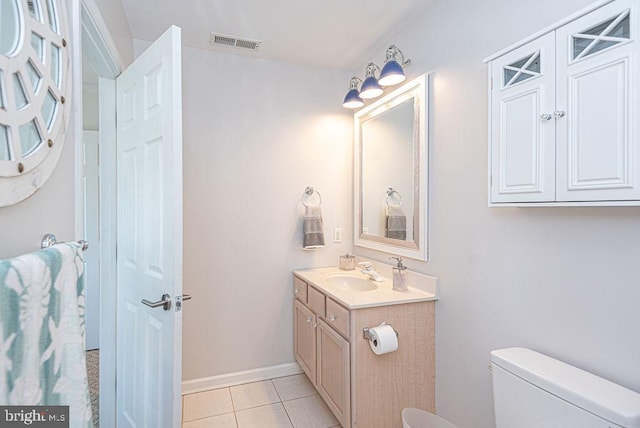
[209,33,262,51]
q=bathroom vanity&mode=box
[293,266,438,428]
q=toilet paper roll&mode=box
[368,324,399,355]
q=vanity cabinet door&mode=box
[294,300,317,384]
[555,0,640,202]
[490,32,557,203]
[317,319,351,428]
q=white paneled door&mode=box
[116,26,183,427]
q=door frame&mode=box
[73,1,123,426]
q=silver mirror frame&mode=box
[353,74,428,260]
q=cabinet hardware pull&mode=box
[540,113,553,121]
[295,288,299,294]
[328,314,336,321]
[305,317,312,323]
[554,110,566,119]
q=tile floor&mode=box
[182,374,340,428]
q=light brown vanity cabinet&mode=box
[293,274,435,428]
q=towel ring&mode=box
[386,188,402,206]
[302,186,322,207]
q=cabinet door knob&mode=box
[305,317,312,323]
[294,288,299,294]
[554,110,566,119]
[328,314,336,322]
[540,113,553,121]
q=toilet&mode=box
[403,347,640,427]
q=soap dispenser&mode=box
[390,257,408,292]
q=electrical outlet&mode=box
[334,227,342,243]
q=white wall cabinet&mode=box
[487,0,640,205]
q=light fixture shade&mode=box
[379,60,406,86]
[343,88,364,109]
[360,76,383,99]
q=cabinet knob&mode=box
[554,110,566,119]
[328,314,336,322]
[294,288,299,294]
[540,113,553,121]
[305,317,312,323]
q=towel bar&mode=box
[41,233,89,251]
[302,186,322,206]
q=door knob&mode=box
[554,110,566,119]
[142,294,171,311]
[540,113,553,121]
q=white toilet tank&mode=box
[491,347,640,428]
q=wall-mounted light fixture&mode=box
[360,63,383,99]
[342,44,411,109]
[379,45,411,86]
[342,77,364,109]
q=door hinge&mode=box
[490,78,493,90]
[490,174,493,187]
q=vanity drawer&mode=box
[325,298,349,338]
[294,277,308,303]
[307,286,326,317]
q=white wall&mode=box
[354,1,640,427]
[135,40,354,381]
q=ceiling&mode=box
[118,0,432,71]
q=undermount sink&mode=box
[324,274,378,292]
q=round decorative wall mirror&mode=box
[0,0,70,207]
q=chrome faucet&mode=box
[358,262,385,282]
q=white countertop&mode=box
[293,266,439,309]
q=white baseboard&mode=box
[182,362,303,395]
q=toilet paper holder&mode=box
[363,324,399,341]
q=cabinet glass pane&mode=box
[572,12,630,60]
[41,90,57,130]
[610,14,630,39]
[25,61,41,94]
[512,72,535,85]
[20,120,42,156]
[50,44,60,89]
[526,56,540,73]
[503,69,517,86]
[503,52,540,88]
[0,125,10,161]
[13,73,28,109]
[0,0,21,57]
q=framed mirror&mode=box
[0,0,71,207]
[354,74,428,260]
